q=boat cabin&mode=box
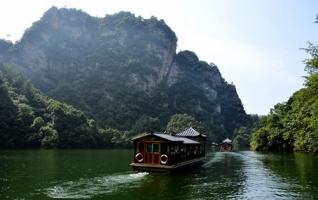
[130,128,206,172]
[211,142,218,151]
[175,127,206,155]
[219,138,233,151]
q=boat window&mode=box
[146,144,152,152]
[161,144,168,154]
[153,144,159,153]
[146,143,159,153]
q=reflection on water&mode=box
[234,152,299,199]
[261,152,318,199]
[1,149,318,200]
[187,152,246,199]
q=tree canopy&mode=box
[0,64,131,148]
[166,114,206,134]
[251,40,318,153]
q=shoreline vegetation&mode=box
[250,39,318,154]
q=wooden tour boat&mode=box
[219,138,233,151]
[130,127,206,172]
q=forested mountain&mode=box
[251,42,318,153]
[0,7,251,145]
[0,64,134,148]
[0,64,96,148]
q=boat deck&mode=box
[130,157,206,172]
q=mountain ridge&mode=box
[0,7,249,140]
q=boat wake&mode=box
[202,152,224,168]
[42,172,148,199]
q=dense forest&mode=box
[0,7,254,148]
[0,64,213,148]
[0,64,138,148]
[0,61,249,148]
[232,114,260,150]
[251,40,318,153]
[0,64,98,148]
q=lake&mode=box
[0,150,318,200]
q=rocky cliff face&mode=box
[0,7,248,138]
[0,40,12,61]
[13,7,177,92]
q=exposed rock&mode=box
[0,39,13,61]
[0,7,248,137]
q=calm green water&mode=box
[1,150,318,200]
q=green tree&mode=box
[251,25,318,153]
[40,125,59,148]
[47,100,98,148]
[233,127,251,150]
[0,76,21,148]
[98,128,130,148]
[166,113,205,134]
[0,64,101,149]
[132,115,161,134]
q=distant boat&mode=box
[211,142,218,151]
[130,127,207,172]
[219,138,233,151]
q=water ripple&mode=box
[202,152,224,168]
[42,172,148,199]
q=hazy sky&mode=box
[1,0,318,115]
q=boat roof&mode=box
[175,127,207,137]
[154,133,183,142]
[222,138,232,143]
[131,133,199,144]
[211,142,218,145]
[177,137,200,144]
